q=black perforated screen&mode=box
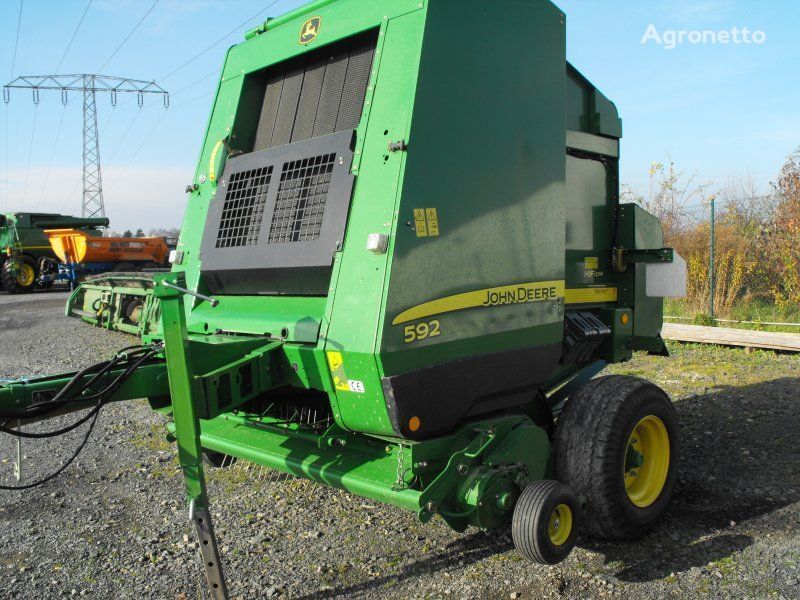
[268,153,335,244]
[215,166,273,248]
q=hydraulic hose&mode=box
[0,345,161,490]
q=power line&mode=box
[55,0,93,73]
[103,108,143,168]
[108,110,167,192]
[9,0,24,76]
[3,106,9,211]
[172,70,220,96]
[5,0,24,210]
[21,103,39,207]
[172,90,215,109]
[35,102,69,210]
[97,0,159,73]
[160,0,281,82]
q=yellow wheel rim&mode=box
[624,415,670,508]
[547,503,573,546]
[15,263,35,287]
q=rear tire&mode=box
[512,480,579,565]
[0,255,38,294]
[554,375,679,540]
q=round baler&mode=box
[0,1,688,597]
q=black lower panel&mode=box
[381,343,562,440]
[203,267,330,297]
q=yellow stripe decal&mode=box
[392,283,618,325]
[392,280,566,325]
[564,286,618,304]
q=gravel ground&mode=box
[1,291,799,599]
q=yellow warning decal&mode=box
[392,280,566,325]
[413,208,439,237]
[585,257,599,269]
[425,208,439,236]
[564,286,618,304]
[326,351,350,392]
[413,209,427,237]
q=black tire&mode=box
[554,375,679,540]
[0,255,38,294]
[202,450,237,469]
[122,298,144,324]
[512,480,580,565]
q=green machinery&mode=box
[1,1,687,596]
[0,212,108,293]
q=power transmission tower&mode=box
[3,75,169,219]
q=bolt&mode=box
[426,501,437,512]
[553,518,560,529]
[457,464,469,476]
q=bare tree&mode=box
[621,158,713,249]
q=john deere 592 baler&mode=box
[0,1,687,596]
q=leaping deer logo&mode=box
[300,16,321,44]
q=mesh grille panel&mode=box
[313,54,348,138]
[252,31,377,152]
[253,76,283,150]
[214,166,273,248]
[271,66,305,148]
[267,153,335,244]
[336,43,376,131]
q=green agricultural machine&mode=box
[0,212,108,293]
[0,0,687,596]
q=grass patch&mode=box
[129,422,172,453]
[665,298,800,333]
[607,342,800,399]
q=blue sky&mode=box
[1,0,798,231]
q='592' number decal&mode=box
[404,320,441,344]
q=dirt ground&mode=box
[1,290,799,599]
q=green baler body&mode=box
[12,0,675,539]
[162,0,658,437]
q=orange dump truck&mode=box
[46,229,170,271]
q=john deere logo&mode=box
[300,16,321,44]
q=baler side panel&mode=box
[564,153,616,291]
[377,0,568,438]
